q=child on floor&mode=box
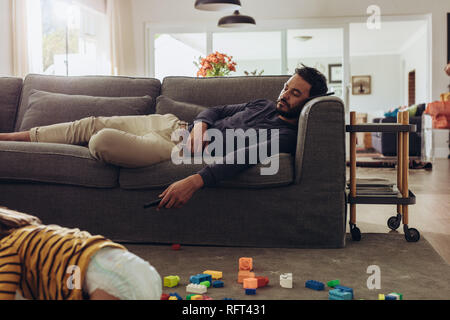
[0,207,162,300]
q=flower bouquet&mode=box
[194,51,237,77]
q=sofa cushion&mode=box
[0,77,22,133]
[161,76,290,107]
[19,90,154,131]
[119,153,294,189]
[15,74,161,131]
[155,95,207,123]
[0,141,119,188]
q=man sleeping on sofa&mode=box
[0,65,328,209]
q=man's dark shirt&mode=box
[188,99,298,187]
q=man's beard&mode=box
[276,99,303,119]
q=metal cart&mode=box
[346,110,420,242]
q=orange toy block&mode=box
[243,278,258,289]
[237,270,255,283]
[239,257,253,271]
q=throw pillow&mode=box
[155,95,207,123]
[19,90,154,131]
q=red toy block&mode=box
[172,244,181,250]
[239,257,253,271]
[256,276,269,288]
[243,278,258,289]
[160,293,170,300]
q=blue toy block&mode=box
[245,288,256,295]
[190,274,212,284]
[385,295,397,300]
[334,285,354,299]
[169,292,183,300]
[305,280,325,291]
[328,289,352,300]
[212,280,224,288]
[223,298,233,300]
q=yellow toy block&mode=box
[237,270,255,283]
[239,257,253,271]
[243,278,258,289]
[203,270,223,280]
[191,295,203,300]
[164,275,180,288]
[168,296,178,300]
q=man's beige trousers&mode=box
[29,114,182,168]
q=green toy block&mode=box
[186,294,195,300]
[327,279,340,287]
[200,280,211,288]
[388,292,403,300]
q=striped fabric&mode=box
[0,225,125,300]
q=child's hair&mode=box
[0,207,42,240]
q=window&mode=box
[30,0,110,76]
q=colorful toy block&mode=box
[190,273,212,284]
[191,295,204,300]
[202,295,213,300]
[305,280,325,291]
[169,292,182,300]
[186,283,207,294]
[171,244,181,250]
[329,289,352,300]
[334,285,354,299]
[243,278,258,289]
[203,270,223,280]
[160,293,170,300]
[238,270,255,283]
[200,280,211,288]
[239,257,253,271]
[164,275,180,288]
[245,288,256,295]
[388,293,403,300]
[280,273,293,288]
[212,280,224,288]
[256,276,269,288]
[327,279,340,288]
[379,293,403,300]
[186,294,195,300]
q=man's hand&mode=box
[186,122,209,154]
[445,63,450,76]
[157,174,204,210]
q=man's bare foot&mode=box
[0,131,31,142]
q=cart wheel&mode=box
[350,224,361,241]
[403,225,420,242]
[387,214,401,230]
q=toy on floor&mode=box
[329,288,352,300]
[379,293,403,300]
[280,273,293,288]
[0,207,162,300]
[164,275,180,288]
[327,280,340,288]
[305,280,325,291]
[203,270,223,280]
[186,284,207,294]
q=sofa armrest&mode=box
[0,77,23,133]
[294,96,346,191]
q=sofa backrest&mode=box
[14,74,161,132]
[161,75,290,107]
[0,77,23,133]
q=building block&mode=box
[243,278,258,289]
[327,280,340,288]
[186,283,207,294]
[171,244,181,250]
[169,292,183,300]
[164,275,180,288]
[387,293,403,300]
[191,295,204,300]
[186,294,195,300]
[202,295,214,300]
[238,270,255,283]
[212,280,224,288]
[160,293,170,300]
[255,276,269,288]
[280,273,293,288]
[245,288,256,295]
[200,281,211,288]
[203,270,223,280]
[305,280,325,291]
[329,289,352,300]
[334,286,354,299]
[239,257,253,271]
[190,273,212,284]
[223,298,233,300]
[379,293,403,300]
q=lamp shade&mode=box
[195,0,241,12]
[218,10,256,28]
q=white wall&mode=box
[132,0,450,101]
[0,0,12,76]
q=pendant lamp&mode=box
[218,10,256,28]
[194,0,241,12]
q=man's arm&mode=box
[193,102,251,126]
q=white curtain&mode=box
[107,0,136,76]
[11,0,29,77]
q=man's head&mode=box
[276,64,328,119]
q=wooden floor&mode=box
[349,158,450,265]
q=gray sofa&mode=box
[0,74,346,248]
